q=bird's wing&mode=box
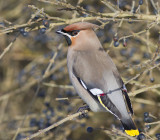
[72,50,133,119]
[75,76,121,119]
[112,70,133,115]
[102,52,133,115]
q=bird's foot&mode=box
[77,105,90,119]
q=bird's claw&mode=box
[77,105,90,119]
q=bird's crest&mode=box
[63,22,100,31]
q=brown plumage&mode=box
[56,22,139,137]
[63,22,99,31]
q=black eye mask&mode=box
[61,29,80,36]
[61,29,80,46]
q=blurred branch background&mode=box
[0,0,160,139]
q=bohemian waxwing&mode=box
[56,22,139,137]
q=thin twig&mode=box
[129,84,160,96]
[145,121,160,125]
[0,33,20,60]
[43,82,74,89]
[42,44,62,78]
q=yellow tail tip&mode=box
[125,129,139,136]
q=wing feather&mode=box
[76,76,122,119]
[113,71,134,115]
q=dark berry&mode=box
[144,112,149,118]
[87,127,93,133]
[66,91,73,96]
[143,52,150,58]
[144,117,153,123]
[145,125,151,130]
[120,49,127,56]
[19,28,25,34]
[46,114,51,120]
[133,8,136,14]
[155,58,160,64]
[138,128,143,133]
[44,102,50,108]
[43,109,47,114]
[150,78,154,83]
[0,22,5,27]
[113,35,119,42]
[57,116,63,121]
[119,125,124,131]
[45,120,51,127]
[16,134,26,140]
[139,0,143,5]
[43,20,50,28]
[138,134,145,140]
[38,118,44,129]
[137,133,145,140]
[81,123,86,127]
[37,90,46,97]
[39,28,46,34]
[30,118,37,127]
[123,39,127,47]
[57,105,63,111]
[34,15,40,20]
[114,41,119,47]
[19,28,29,37]
[71,124,77,130]
[144,117,149,122]
[22,32,29,37]
[49,107,54,116]
[156,133,160,138]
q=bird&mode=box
[56,22,139,137]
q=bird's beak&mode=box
[56,30,64,35]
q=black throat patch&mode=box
[64,35,71,46]
[61,29,80,46]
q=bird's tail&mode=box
[121,118,139,137]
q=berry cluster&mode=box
[19,28,29,37]
[143,112,153,123]
[113,35,127,47]
[156,133,160,140]
[29,102,55,130]
[18,18,50,37]
[39,19,50,34]
[137,133,145,140]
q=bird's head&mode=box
[56,22,101,50]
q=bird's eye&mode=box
[71,30,79,36]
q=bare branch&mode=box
[24,110,88,140]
